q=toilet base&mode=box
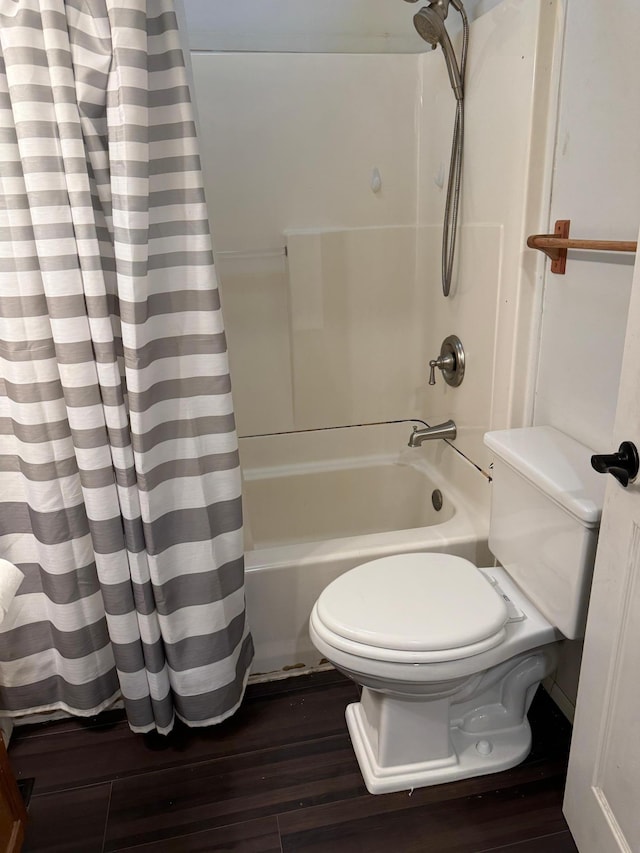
[346,699,532,794]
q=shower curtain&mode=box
[0,0,253,733]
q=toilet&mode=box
[309,426,606,794]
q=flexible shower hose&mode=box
[441,9,468,298]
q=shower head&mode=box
[412,1,465,100]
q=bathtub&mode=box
[240,422,493,679]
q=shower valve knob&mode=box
[429,335,465,388]
[429,355,454,385]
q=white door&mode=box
[563,233,640,852]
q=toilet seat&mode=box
[312,553,511,664]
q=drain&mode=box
[432,489,444,512]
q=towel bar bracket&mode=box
[527,219,638,275]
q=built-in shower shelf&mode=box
[527,220,637,274]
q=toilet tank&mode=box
[484,427,606,640]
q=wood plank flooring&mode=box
[7,670,578,852]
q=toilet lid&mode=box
[315,553,509,654]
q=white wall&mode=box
[183,0,501,54]
[533,0,640,716]
[534,0,640,454]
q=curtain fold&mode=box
[0,0,252,733]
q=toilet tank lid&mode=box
[484,426,606,526]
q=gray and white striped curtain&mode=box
[0,0,253,733]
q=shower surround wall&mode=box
[416,0,561,470]
[189,0,558,458]
[191,52,423,436]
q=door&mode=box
[0,739,26,853]
[563,231,640,852]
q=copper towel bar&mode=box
[527,220,637,274]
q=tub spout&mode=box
[408,420,457,447]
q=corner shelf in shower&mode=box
[527,219,638,274]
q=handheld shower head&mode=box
[413,2,465,100]
[413,5,444,46]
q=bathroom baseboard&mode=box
[248,661,334,685]
[543,678,575,723]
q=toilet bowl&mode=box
[309,427,606,794]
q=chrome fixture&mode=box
[404,0,468,297]
[408,419,457,447]
[429,334,465,387]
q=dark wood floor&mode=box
[7,670,578,852]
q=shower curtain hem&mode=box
[173,664,252,730]
[1,689,123,725]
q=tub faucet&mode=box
[408,420,457,447]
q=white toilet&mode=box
[309,426,606,794]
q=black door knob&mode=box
[591,441,639,488]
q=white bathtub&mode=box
[240,423,492,678]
